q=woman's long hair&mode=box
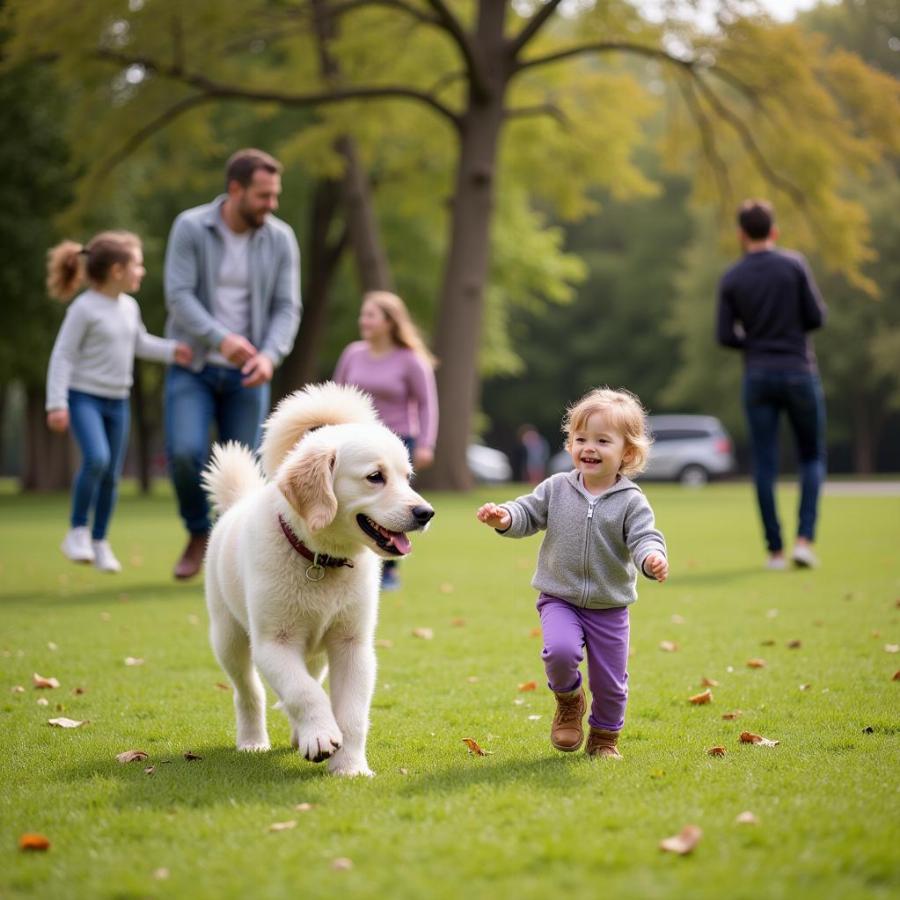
[364,291,437,368]
[46,231,140,302]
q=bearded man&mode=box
[163,149,301,579]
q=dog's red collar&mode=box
[278,514,353,581]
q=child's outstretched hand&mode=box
[476,502,511,531]
[644,552,669,582]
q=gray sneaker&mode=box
[61,527,95,563]
[792,544,820,568]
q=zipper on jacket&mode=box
[581,499,597,606]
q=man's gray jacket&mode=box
[164,195,301,370]
[499,471,667,609]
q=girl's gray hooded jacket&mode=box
[499,471,666,609]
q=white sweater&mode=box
[46,289,176,410]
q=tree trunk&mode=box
[422,5,509,490]
[278,177,347,392]
[22,384,71,491]
[852,393,881,474]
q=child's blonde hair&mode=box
[362,291,437,368]
[562,387,652,478]
[46,231,141,302]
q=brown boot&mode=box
[585,727,622,759]
[173,532,208,580]
[550,687,586,752]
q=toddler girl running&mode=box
[477,387,668,758]
[46,231,192,572]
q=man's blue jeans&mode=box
[164,365,270,535]
[742,368,826,553]
[68,390,130,540]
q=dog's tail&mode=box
[202,441,267,515]
[259,381,379,478]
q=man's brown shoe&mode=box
[173,532,208,580]
[585,727,622,759]
[550,687,586,752]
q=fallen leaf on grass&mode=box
[707,746,727,757]
[722,710,742,720]
[746,658,767,669]
[214,682,232,692]
[462,738,491,756]
[398,767,409,775]
[19,833,51,851]
[72,687,85,695]
[527,715,542,721]
[466,676,479,684]
[48,717,86,728]
[294,803,315,812]
[700,677,719,687]
[183,751,202,761]
[659,825,702,855]
[331,857,353,871]
[517,680,537,692]
[152,868,169,880]
[36,698,49,707]
[885,644,899,654]
[659,641,679,652]
[144,766,156,776]
[11,685,25,693]
[374,639,393,649]
[735,811,759,825]
[450,617,466,627]
[799,683,812,691]
[529,627,542,638]
[124,657,145,667]
[439,583,454,594]
[411,628,433,640]
[787,639,802,649]
[689,689,713,705]
[47,642,58,651]
[760,639,776,647]
[117,750,149,764]
[862,726,874,734]
[893,671,900,681]
[33,673,59,689]
[740,731,779,747]
[268,820,296,832]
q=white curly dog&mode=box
[202,382,434,777]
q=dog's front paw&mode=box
[291,720,343,763]
[237,739,271,752]
[328,750,374,778]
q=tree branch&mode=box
[92,49,462,128]
[422,0,487,98]
[328,0,439,26]
[513,40,695,76]
[97,93,214,176]
[508,0,565,59]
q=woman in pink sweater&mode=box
[334,291,438,588]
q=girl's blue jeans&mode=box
[164,364,270,535]
[68,389,130,540]
[742,368,826,553]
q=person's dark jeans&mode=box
[164,364,270,535]
[742,368,826,553]
[68,389,130,540]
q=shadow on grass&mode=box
[669,566,774,586]
[0,581,201,607]
[59,745,334,810]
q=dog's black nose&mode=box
[412,504,434,525]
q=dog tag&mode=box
[305,563,326,582]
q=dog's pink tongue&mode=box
[391,532,412,555]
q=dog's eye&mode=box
[366,471,385,485]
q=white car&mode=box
[548,414,735,486]
[468,443,513,483]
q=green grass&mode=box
[1,483,898,900]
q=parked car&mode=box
[547,414,735,486]
[468,443,513,483]
[643,415,735,485]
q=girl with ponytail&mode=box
[45,231,192,571]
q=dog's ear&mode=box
[278,445,338,532]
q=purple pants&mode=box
[537,594,630,732]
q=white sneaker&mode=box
[61,527,95,563]
[92,540,122,573]
[766,556,787,571]
[792,544,820,568]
